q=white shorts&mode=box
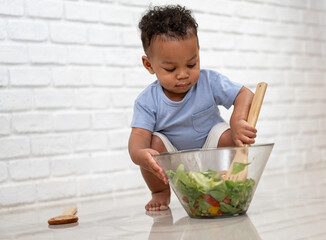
[152,122,230,153]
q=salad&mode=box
[166,164,255,217]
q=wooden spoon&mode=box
[226,82,267,182]
[48,206,78,225]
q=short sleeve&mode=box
[131,98,156,132]
[209,72,243,109]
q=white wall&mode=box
[0,0,325,209]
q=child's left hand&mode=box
[231,119,257,146]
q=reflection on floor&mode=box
[1,166,326,240]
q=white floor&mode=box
[1,166,326,240]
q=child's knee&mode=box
[218,129,235,147]
[151,135,167,153]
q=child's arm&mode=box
[128,128,168,184]
[230,86,257,146]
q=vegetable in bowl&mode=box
[166,164,255,218]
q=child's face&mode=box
[142,34,200,101]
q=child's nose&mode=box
[176,69,189,80]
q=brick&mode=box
[0,183,36,206]
[269,86,297,102]
[91,150,130,173]
[308,103,325,117]
[0,115,10,135]
[118,0,150,6]
[0,45,28,64]
[258,120,279,136]
[125,68,152,87]
[302,10,322,26]
[110,89,141,108]
[100,6,139,26]
[279,7,301,23]
[65,2,99,22]
[0,162,8,182]
[200,50,225,68]
[37,179,76,201]
[256,4,281,21]
[280,39,304,54]
[29,45,68,64]
[304,72,324,86]
[50,23,87,44]
[90,67,124,87]
[292,56,314,70]
[241,19,267,36]
[260,38,282,53]
[75,89,110,109]
[88,26,121,46]
[10,67,51,87]
[290,24,310,39]
[0,0,24,16]
[78,175,114,196]
[0,19,5,39]
[8,20,48,41]
[268,55,292,69]
[31,134,72,156]
[12,113,52,133]
[235,35,264,52]
[284,152,305,170]
[234,1,260,19]
[34,89,74,109]
[92,110,127,130]
[0,137,30,160]
[272,136,293,153]
[53,113,90,131]
[264,153,285,171]
[293,135,313,152]
[0,90,33,112]
[26,0,63,19]
[315,134,326,148]
[304,41,323,55]
[68,46,104,65]
[295,87,320,102]
[121,28,141,47]
[9,158,50,181]
[51,154,91,176]
[199,32,236,50]
[299,119,319,134]
[108,129,130,149]
[111,170,145,191]
[52,67,92,86]
[72,131,108,152]
[309,0,326,11]
[105,47,142,67]
[279,120,302,135]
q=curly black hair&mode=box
[138,5,198,53]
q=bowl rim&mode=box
[154,143,275,157]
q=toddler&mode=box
[128,5,257,211]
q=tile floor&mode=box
[1,166,326,240]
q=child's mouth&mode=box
[176,83,190,88]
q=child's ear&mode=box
[142,56,155,74]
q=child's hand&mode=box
[138,148,169,184]
[231,119,257,147]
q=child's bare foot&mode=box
[145,188,170,211]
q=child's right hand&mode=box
[138,148,169,184]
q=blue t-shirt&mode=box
[131,69,242,150]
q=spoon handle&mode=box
[62,206,77,216]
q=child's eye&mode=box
[164,68,176,72]
[187,63,196,68]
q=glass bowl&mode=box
[155,144,274,218]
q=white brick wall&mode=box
[0,0,325,209]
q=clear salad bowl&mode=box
[155,144,274,218]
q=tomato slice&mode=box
[204,194,220,207]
